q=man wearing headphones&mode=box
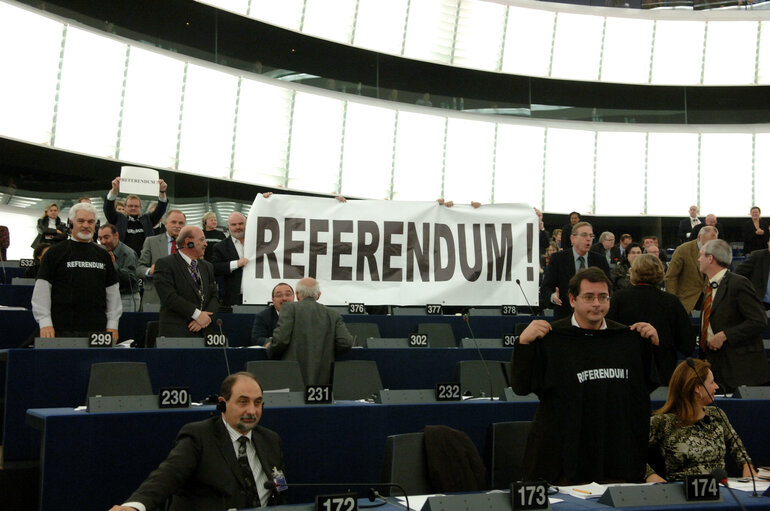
[154,225,219,337]
[110,372,287,510]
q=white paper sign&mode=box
[119,166,159,196]
[242,194,540,306]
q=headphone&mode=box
[216,399,226,413]
[187,241,195,249]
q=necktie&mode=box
[237,436,261,507]
[189,260,201,287]
[171,239,178,254]
[577,256,586,271]
[700,284,713,351]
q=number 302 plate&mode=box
[315,493,358,511]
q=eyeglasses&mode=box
[575,233,595,239]
[577,293,610,303]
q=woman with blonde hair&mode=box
[645,359,756,482]
[202,211,226,262]
[31,203,68,248]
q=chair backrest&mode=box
[455,360,509,398]
[487,421,532,489]
[144,320,159,348]
[382,432,432,496]
[346,322,382,344]
[332,360,383,400]
[86,362,153,399]
[245,360,305,392]
[417,323,456,347]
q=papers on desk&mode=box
[729,477,770,493]
[563,482,607,498]
[395,493,439,510]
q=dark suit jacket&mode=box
[607,284,695,384]
[741,218,770,254]
[251,306,279,346]
[690,222,723,241]
[155,253,219,337]
[678,217,703,243]
[590,244,621,266]
[127,417,286,511]
[704,271,770,389]
[267,297,354,385]
[212,237,243,306]
[541,250,611,318]
[735,248,770,301]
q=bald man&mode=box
[213,212,250,306]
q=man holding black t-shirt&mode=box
[512,267,659,484]
[32,202,122,340]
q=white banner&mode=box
[243,195,539,306]
[119,166,160,196]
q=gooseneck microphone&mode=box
[463,313,494,399]
[217,318,231,376]
[516,279,534,315]
[263,481,410,511]
[685,358,757,497]
[712,467,747,511]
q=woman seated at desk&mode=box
[646,359,757,482]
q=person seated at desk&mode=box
[251,282,295,346]
[646,359,757,482]
[109,372,287,511]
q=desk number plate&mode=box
[436,383,461,401]
[204,333,227,347]
[348,303,366,314]
[502,305,518,316]
[88,331,113,347]
[305,384,333,404]
[159,387,191,408]
[426,304,443,315]
[502,334,517,347]
[684,474,719,501]
[315,493,358,511]
[511,482,549,509]
[408,333,429,347]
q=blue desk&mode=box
[1,347,513,461]
[0,283,33,308]
[27,400,539,511]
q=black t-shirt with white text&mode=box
[37,240,118,332]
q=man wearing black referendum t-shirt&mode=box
[104,176,168,256]
[512,267,659,485]
[31,203,121,340]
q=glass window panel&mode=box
[759,21,770,85]
[550,13,603,81]
[0,2,62,143]
[231,78,293,187]
[249,0,304,31]
[177,64,238,179]
[392,111,445,201]
[403,0,457,64]
[443,118,494,203]
[601,17,654,84]
[646,133,698,216]
[340,102,396,200]
[501,7,555,78]
[493,124,545,209]
[699,133,753,217]
[354,0,408,55]
[543,128,595,214]
[119,46,185,169]
[594,132,645,215]
[287,92,344,194]
[651,21,705,85]
[753,134,770,212]
[303,0,357,44]
[703,21,758,85]
[453,1,506,71]
[54,27,125,157]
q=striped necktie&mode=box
[699,284,713,351]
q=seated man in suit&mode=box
[154,225,219,337]
[541,221,611,319]
[267,278,353,385]
[251,282,295,346]
[212,212,249,306]
[110,372,287,511]
[590,231,619,267]
[690,213,723,241]
[136,210,186,306]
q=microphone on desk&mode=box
[686,358,758,497]
[516,279,535,316]
[712,468,747,511]
[217,318,231,376]
[463,313,494,399]
[263,481,410,510]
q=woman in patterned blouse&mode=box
[645,359,757,482]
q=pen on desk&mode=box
[573,489,591,495]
